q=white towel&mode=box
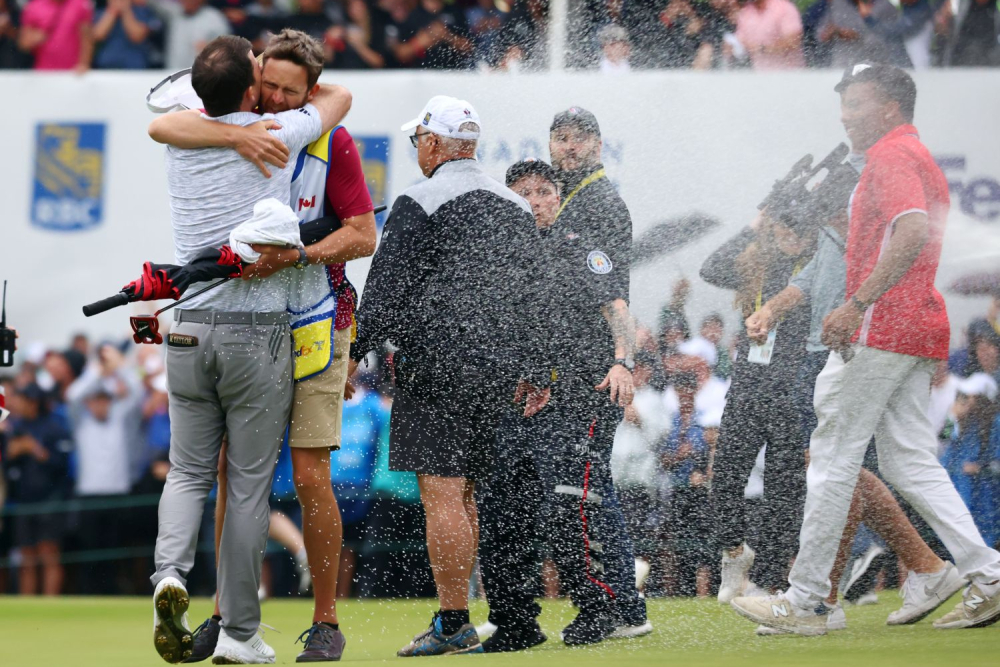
[229,198,302,264]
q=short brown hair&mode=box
[263,29,324,89]
[192,35,254,117]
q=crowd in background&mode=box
[0,0,997,73]
[2,280,998,598]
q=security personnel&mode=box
[479,118,648,650]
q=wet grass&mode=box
[0,592,996,666]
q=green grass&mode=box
[0,593,997,666]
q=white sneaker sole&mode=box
[756,614,845,636]
[609,621,654,639]
[731,602,827,637]
[153,580,192,663]
[887,567,966,626]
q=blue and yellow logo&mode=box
[354,135,390,230]
[32,123,106,232]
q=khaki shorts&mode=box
[289,326,351,449]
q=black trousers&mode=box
[711,370,807,590]
[479,384,646,627]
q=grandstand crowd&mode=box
[2,282,998,599]
[0,0,997,73]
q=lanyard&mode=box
[555,168,607,220]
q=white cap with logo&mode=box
[400,95,482,140]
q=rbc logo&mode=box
[31,123,106,232]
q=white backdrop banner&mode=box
[2,70,998,349]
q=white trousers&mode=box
[787,346,1000,607]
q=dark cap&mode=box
[17,383,46,403]
[834,62,916,119]
[550,107,601,137]
[968,319,1000,348]
[505,158,558,188]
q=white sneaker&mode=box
[212,628,276,664]
[609,620,654,639]
[731,593,829,636]
[474,621,497,639]
[152,576,192,663]
[887,563,966,626]
[933,581,1000,629]
[756,604,846,636]
[635,558,651,594]
[718,544,755,604]
[855,591,880,606]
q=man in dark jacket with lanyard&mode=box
[479,109,649,652]
[347,95,546,658]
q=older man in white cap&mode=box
[347,95,547,657]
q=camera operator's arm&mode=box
[746,284,805,344]
[700,226,756,290]
[823,212,929,351]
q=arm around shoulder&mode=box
[310,84,353,135]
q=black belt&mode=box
[175,310,289,325]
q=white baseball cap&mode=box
[400,95,482,140]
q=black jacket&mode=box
[352,159,546,384]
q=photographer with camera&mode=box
[701,192,815,604]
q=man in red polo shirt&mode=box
[730,63,1000,635]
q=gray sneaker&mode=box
[397,615,483,657]
[295,624,346,662]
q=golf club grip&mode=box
[83,292,130,317]
[374,205,387,214]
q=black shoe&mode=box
[296,623,347,662]
[184,617,221,663]
[561,609,617,647]
[481,623,547,653]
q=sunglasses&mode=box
[409,132,431,148]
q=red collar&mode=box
[866,124,919,157]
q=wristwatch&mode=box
[614,357,635,371]
[293,246,309,270]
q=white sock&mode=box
[295,548,309,570]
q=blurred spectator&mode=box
[623,0,734,69]
[465,0,505,66]
[42,349,86,404]
[964,319,1000,383]
[818,0,911,68]
[733,0,805,69]
[0,0,31,68]
[148,0,230,70]
[420,0,474,67]
[494,0,547,70]
[612,350,671,557]
[93,0,161,69]
[861,0,937,69]
[338,0,388,68]
[3,383,73,595]
[597,22,630,72]
[284,0,347,65]
[18,0,94,72]
[382,0,472,68]
[800,0,832,66]
[679,313,731,379]
[329,377,381,597]
[942,374,1000,548]
[658,365,713,596]
[242,0,287,51]
[946,0,1000,66]
[65,344,143,594]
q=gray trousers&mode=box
[151,311,293,642]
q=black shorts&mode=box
[13,511,63,548]
[388,362,512,482]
